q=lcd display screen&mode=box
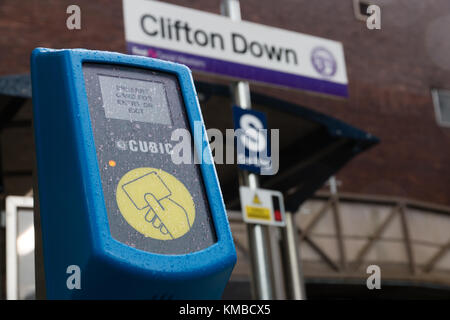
[98,75,172,125]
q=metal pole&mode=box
[329,176,347,270]
[329,176,338,195]
[6,197,18,300]
[244,174,274,300]
[281,211,306,299]
[221,0,275,300]
[267,226,287,299]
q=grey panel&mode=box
[83,63,216,255]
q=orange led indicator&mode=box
[109,160,116,167]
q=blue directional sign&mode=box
[31,48,236,299]
[232,106,271,175]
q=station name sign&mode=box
[123,0,348,97]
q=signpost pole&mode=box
[221,0,275,300]
[281,211,306,299]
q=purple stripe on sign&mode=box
[126,42,348,98]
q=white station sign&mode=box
[123,0,348,97]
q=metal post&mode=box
[242,170,274,300]
[268,226,287,299]
[329,176,338,194]
[221,0,275,300]
[329,176,347,270]
[6,197,18,300]
[281,211,306,299]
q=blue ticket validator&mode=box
[31,48,236,299]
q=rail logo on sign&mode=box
[239,186,285,227]
[311,47,337,78]
[232,106,270,175]
[116,167,195,240]
[123,0,348,97]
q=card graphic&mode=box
[116,168,195,240]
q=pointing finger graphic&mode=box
[143,194,169,235]
[117,168,196,240]
[144,193,190,239]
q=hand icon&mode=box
[144,193,191,239]
[118,168,196,241]
[144,196,169,235]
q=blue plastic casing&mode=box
[31,48,236,299]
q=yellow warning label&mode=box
[245,206,271,221]
[116,167,195,240]
[252,194,262,205]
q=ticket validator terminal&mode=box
[31,48,236,299]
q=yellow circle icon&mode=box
[116,167,195,240]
